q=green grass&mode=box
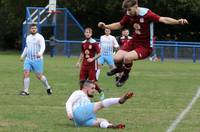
[0,52,200,132]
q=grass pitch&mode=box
[0,52,200,132]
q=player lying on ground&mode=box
[66,80,134,129]
[98,0,188,87]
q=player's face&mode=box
[84,29,92,39]
[105,29,111,36]
[122,30,129,37]
[87,84,96,97]
[126,4,138,16]
[30,26,37,35]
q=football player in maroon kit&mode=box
[98,0,188,87]
[115,28,132,83]
[117,28,132,48]
[76,27,105,100]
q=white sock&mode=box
[41,76,51,89]
[96,69,101,81]
[23,77,30,93]
[102,98,120,108]
[100,120,112,128]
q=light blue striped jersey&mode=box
[21,33,45,60]
[100,35,119,55]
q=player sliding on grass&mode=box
[76,27,104,100]
[66,80,134,129]
[98,0,188,87]
[19,24,52,95]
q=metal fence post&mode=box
[192,47,196,63]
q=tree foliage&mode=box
[0,0,200,50]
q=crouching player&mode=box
[66,80,134,129]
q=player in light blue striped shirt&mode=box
[96,29,119,80]
[20,24,52,95]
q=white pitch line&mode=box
[166,87,200,132]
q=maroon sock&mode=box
[94,82,102,93]
[124,63,133,75]
[115,62,123,70]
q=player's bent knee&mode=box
[114,56,123,62]
[124,52,138,62]
[36,74,43,80]
[93,102,104,113]
[24,71,30,77]
[124,54,134,63]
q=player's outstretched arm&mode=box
[159,17,188,25]
[98,22,123,30]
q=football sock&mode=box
[96,69,100,81]
[23,77,30,93]
[102,98,120,108]
[41,76,51,89]
[100,120,112,128]
[115,62,123,70]
[124,63,132,75]
[94,82,102,93]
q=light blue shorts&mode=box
[98,55,114,66]
[24,59,43,74]
[73,103,96,127]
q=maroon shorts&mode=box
[80,64,96,81]
[121,39,153,60]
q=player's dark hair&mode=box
[122,0,137,9]
[80,80,95,89]
[122,28,129,31]
[85,27,93,33]
[30,23,37,28]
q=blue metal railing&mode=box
[51,40,200,62]
[155,41,200,63]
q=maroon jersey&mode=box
[119,36,132,47]
[120,8,160,44]
[81,38,100,66]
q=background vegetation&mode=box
[0,0,200,50]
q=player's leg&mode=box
[105,55,121,82]
[93,118,126,129]
[105,55,115,69]
[79,65,88,89]
[89,66,104,100]
[33,59,52,95]
[20,59,31,95]
[116,50,137,87]
[93,92,134,113]
[95,82,105,100]
[117,46,152,87]
[107,50,127,76]
[96,56,104,81]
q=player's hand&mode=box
[178,19,188,25]
[76,62,80,68]
[67,113,73,120]
[19,56,24,62]
[87,58,94,63]
[36,53,42,58]
[98,22,106,29]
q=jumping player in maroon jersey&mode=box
[76,27,105,100]
[98,0,188,87]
